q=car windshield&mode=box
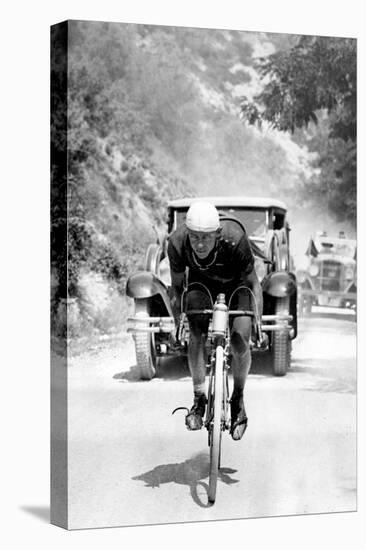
[316,239,356,259]
[175,207,267,238]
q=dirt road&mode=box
[67,308,356,529]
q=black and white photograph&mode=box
[3,1,364,547]
[51,18,356,530]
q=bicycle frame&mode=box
[186,291,256,503]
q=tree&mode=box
[240,36,356,225]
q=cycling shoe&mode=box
[185,393,207,431]
[230,392,248,441]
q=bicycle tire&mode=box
[208,345,224,504]
[219,366,230,468]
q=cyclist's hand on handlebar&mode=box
[257,331,268,350]
[169,327,177,344]
[169,319,183,351]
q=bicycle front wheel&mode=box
[208,344,224,504]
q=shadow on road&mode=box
[248,352,275,377]
[132,452,239,508]
[115,352,276,382]
[290,358,356,394]
[156,356,190,379]
[113,355,190,383]
[113,364,144,382]
[290,357,332,376]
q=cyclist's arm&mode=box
[233,234,263,318]
[167,233,186,326]
[170,270,185,327]
[243,267,263,319]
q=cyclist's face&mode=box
[188,230,218,258]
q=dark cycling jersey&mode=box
[167,219,255,295]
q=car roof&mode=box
[315,236,356,247]
[168,196,287,210]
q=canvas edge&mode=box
[50,20,68,530]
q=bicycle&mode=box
[173,285,262,504]
[127,282,292,503]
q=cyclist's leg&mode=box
[229,290,252,439]
[185,289,211,429]
[230,288,252,390]
[230,316,252,392]
[186,289,211,390]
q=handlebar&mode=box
[179,305,265,348]
[186,309,254,317]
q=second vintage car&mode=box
[126,197,298,378]
[297,231,357,315]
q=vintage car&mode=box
[126,197,298,378]
[297,232,357,314]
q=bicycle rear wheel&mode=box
[208,345,224,504]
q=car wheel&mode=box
[134,298,157,380]
[271,296,291,376]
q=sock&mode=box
[232,385,244,397]
[193,382,206,397]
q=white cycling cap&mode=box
[185,201,220,232]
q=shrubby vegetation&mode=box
[240,35,356,223]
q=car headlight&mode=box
[255,258,267,282]
[345,267,354,280]
[280,256,288,270]
[297,271,307,284]
[309,264,319,277]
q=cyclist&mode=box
[168,201,263,440]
